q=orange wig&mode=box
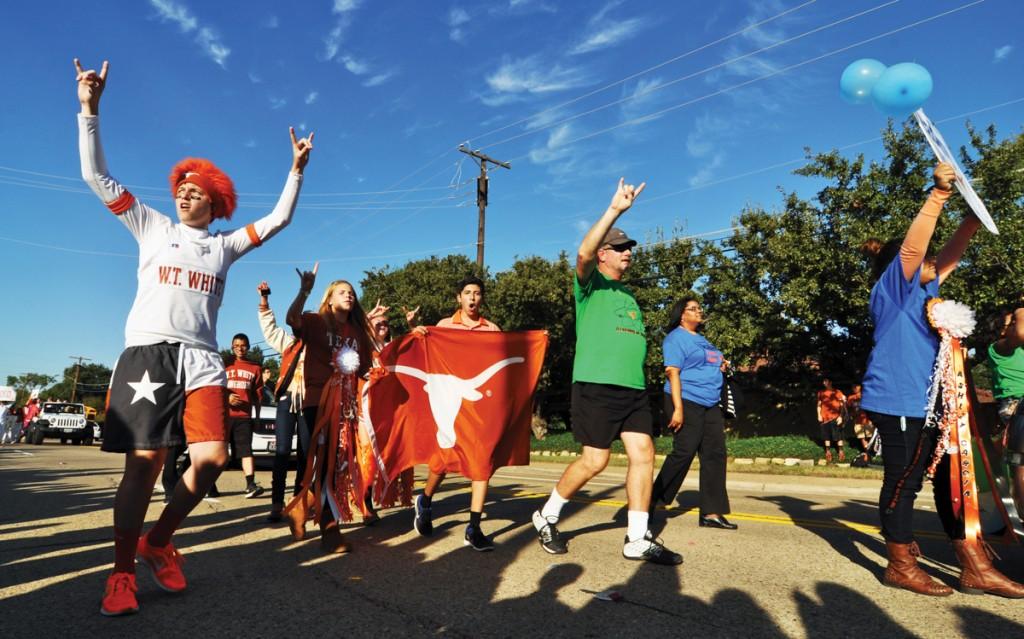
[169,158,238,220]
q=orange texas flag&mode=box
[363,328,548,483]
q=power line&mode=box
[0,165,471,198]
[481,0,900,152]
[504,0,986,164]
[466,0,823,146]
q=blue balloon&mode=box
[839,58,887,104]
[871,62,933,117]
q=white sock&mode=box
[540,488,569,522]
[626,510,649,543]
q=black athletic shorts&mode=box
[570,381,653,449]
[104,344,186,452]
[230,418,254,458]
[819,418,844,443]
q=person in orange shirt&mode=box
[817,378,847,463]
[411,276,501,551]
[225,334,265,497]
[846,384,877,465]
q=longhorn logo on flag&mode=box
[362,328,548,483]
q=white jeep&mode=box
[26,402,93,445]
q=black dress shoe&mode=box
[699,514,738,530]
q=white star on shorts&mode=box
[127,370,165,405]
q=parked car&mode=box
[251,401,297,457]
[25,402,93,445]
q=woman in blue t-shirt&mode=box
[860,163,1022,598]
[650,295,735,530]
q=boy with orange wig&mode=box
[75,58,314,616]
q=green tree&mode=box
[624,231,708,388]
[45,363,111,403]
[360,254,487,332]
[696,121,1023,431]
[6,372,56,405]
[219,345,267,367]
[488,253,575,406]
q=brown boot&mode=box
[320,521,351,554]
[952,539,1024,598]
[285,491,315,541]
[883,541,953,596]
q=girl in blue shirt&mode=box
[861,163,1022,598]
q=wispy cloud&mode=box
[149,0,231,68]
[686,114,731,158]
[269,96,288,110]
[263,15,279,29]
[569,3,648,56]
[363,71,396,87]
[493,0,557,16]
[689,153,725,188]
[994,45,1013,63]
[323,0,362,61]
[529,124,575,164]
[569,20,647,55]
[404,119,444,138]
[485,55,589,97]
[448,7,471,42]
[244,139,257,149]
[305,91,319,105]
[618,76,668,128]
[248,71,262,84]
[341,55,370,75]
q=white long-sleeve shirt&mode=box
[258,306,305,411]
[79,115,302,351]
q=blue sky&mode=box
[0,0,1021,386]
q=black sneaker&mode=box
[245,484,265,499]
[206,484,221,498]
[622,533,683,565]
[532,510,568,554]
[413,495,433,536]
[464,525,494,552]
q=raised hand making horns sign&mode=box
[74,58,108,116]
[289,127,315,174]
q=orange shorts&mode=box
[184,386,229,444]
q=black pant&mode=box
[652,395,730,515]
[869,411,962,543]
[271,396,312,506]
[161,443,187,494]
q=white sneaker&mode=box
[622,533,683,565]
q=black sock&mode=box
[421,493,432,507]
[365,493,375,512]
[469,511,482,528]
[245,474,255,489]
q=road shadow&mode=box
[4,463,1024,638]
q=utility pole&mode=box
[458,145,510,270]
[68,355,91,403]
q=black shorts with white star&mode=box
[102,343,186,452]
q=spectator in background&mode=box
[225,333,265,498]
[846,384,877,466]
[0,402,14,445]
[817,378,847,463]
[988,308,1024,429]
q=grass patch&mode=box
[533,432,830,460]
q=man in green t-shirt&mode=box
[988,307,1024,544]
[531,178,682,566]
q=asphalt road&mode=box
[1,442,1022,638]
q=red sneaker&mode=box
[136,534,186,592]
[100,572,139,616]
